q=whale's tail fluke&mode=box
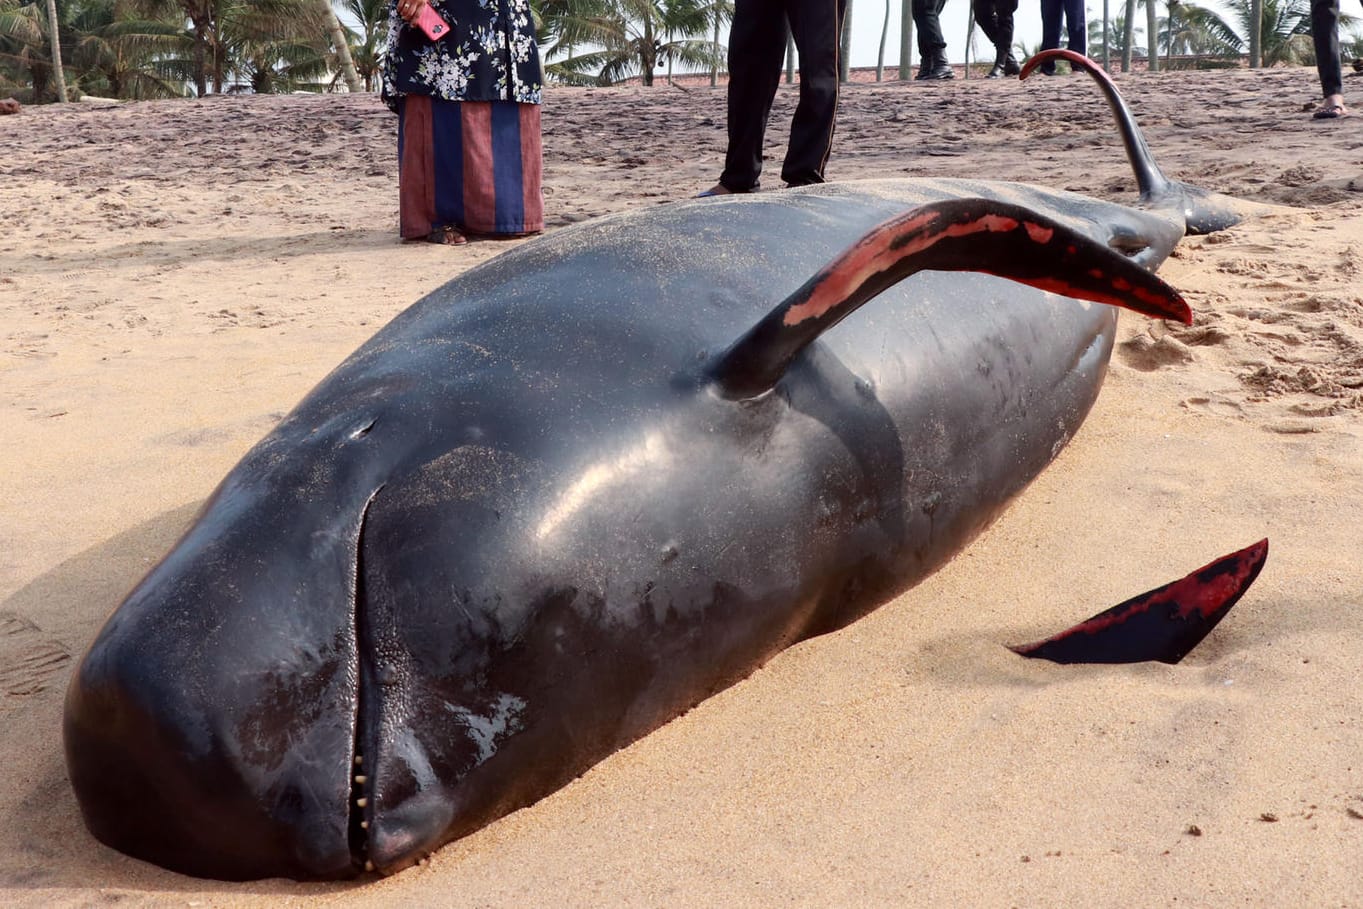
[710,197,1189,400]
[1020,49,1242,235]
[1012,538,1269,664]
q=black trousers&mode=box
[913,0,948,55]
[972,0,1018,60]
[720,0,846,190]
[1311,0,1343,97]
[1039,0,1085,72]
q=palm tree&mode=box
[662,0,727,81]
[320,1,359,90]
[335,0,386,90]
[1248,0,1259,64]
[1145,0,1158,67]
[1087,9,1143,60]
[1189,0,1324,65]
[1152,0,1238,66]
[6,0,371,100]
[123,0,328,95]
[1,0,46,98]
[874,0,889,79]
[1122,0,1135,69]
[45,0,68,98]
[542,0,727,86]
[231,36,329,91]
[0,0,70,99]
[897,0,912,78]
[68,0,190,98]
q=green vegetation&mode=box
[6,0,1359,102]
[0,0,734,99]
[538,0,730,86]
[1,0,367,100]
[1088,0,1361,70]
[1087,10,1145,61]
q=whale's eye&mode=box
[349,419,378,440]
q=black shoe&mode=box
[1004,54,1021,75]
[915,52,954,80]
[987,62,1006,78]
[917,62,954,80]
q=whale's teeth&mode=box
[356,797,368,808]
[361,820,369,830]
[354,754,363,766]
[354,774,367,784]
[365,860,374,872]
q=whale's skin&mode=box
[64,178,1191,881]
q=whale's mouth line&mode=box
[348,485,382,873]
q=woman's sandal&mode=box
[1313,103,1348,120]
[426,225,468,245]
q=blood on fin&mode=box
[710,197,1190,400]
[1011,539,1269,665]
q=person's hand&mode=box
[397,0,428,24]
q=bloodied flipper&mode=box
[1015,540,1269,664]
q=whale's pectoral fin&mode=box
[711,197,1190,400]
[1011,539,1268,665]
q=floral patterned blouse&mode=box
[380,0,543,112]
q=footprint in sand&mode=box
[1117,333,1195,371]
[0,612,72,703]
[1182,395,1244,417]
[1167,323,1235,347]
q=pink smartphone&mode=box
[413,4,450,40]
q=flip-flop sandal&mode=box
[1313,104,1347,119]
[427,225,468,245]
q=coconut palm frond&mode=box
[1087,10,1146,57]
[541,0,729,84]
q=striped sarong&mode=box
[397,95,544,240]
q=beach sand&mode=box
[2,65,1362,906]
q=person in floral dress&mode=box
[381,0,545,244]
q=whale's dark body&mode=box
[64,56,1241,882]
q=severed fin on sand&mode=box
[1012,539,1269,665]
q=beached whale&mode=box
[64,52,1257,881]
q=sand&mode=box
[2,64,1362,906]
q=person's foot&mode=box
[1313,95,1347,119]
[915,53,954,80]
[988,52,1019,79]
[696,183,751,198]
[917,62,954,80]
[425,224,467,245]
